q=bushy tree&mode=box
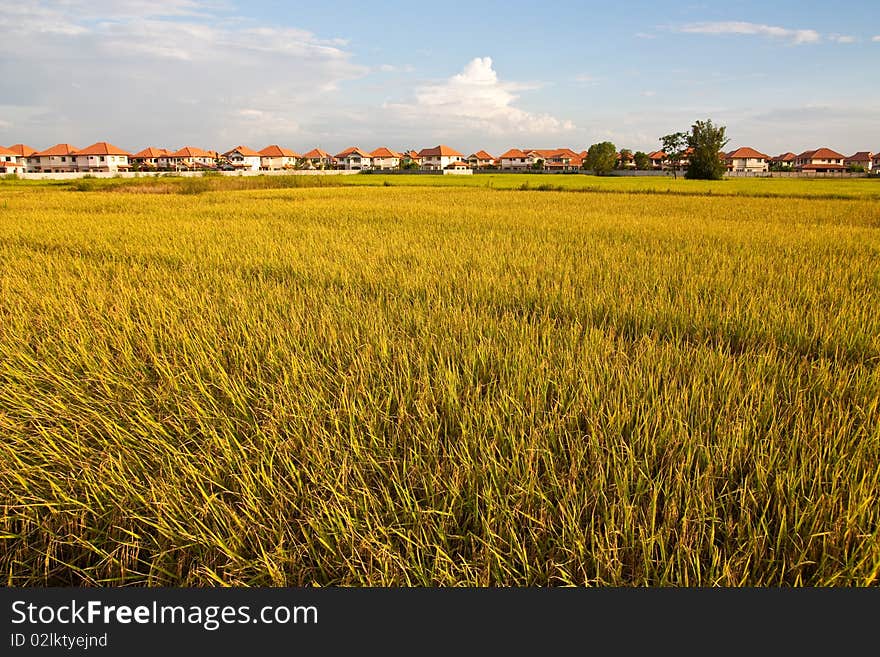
[660,132,689,179]
[586,141,617,176]
[617,149,633,169]
[686,119,729,180]
[634,151,651,170]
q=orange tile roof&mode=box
[303,148,331,159]
[800,163,847,170]
[648,150,666,159]
[77,141,131,156]
[404,150,421,159]
[132,147,170,158]
[342,148,372,158]
[499,148,527,159]
[169,146,213,158]
[7,144,37,157]
[726,147,769,159]
[370,147,401,158]
[807,147,846,160]
[35,143,78,156]
[469,150,495,160]
[445,160,470,167]
[418,145,463,157]
[334,146,359,158]
[773,152,797,161]
[0,146,16,156]
[224,145,261,157]
[845,151,872,161]
[259,145,301,158]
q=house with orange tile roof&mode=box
[498,148,530,171]
[725,147,770,172]
[467,150,496,169]
[75,142,132,172]
[131,147,171,170]
[167,146,216,170]
[532,148,582,171]
[873,152,880,172]
[334,147,372,170]
[259,145,301,170]
[6,144,38,172]
[0,146,26,174]
[844,151,873,172]
[769,152,797,169]
[370,147,401,170]
[32,144,79,172]
[647,150,666,170]
[223,146,262,171]
[302,148,333,169]
[444,160,473,175]
[401,150,421,168]
[794,148,846,172]
[418,145,463,171]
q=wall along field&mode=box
[1,176,878,585]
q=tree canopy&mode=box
[686,119,729,180]
[586,142,617,176]
[660,132,689,179]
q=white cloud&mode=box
[829,34,857,44]
[0,1,366,149]
[386,57,574,136]
[574,74,602,85]
[641,91,656,97]
[872,35,880,42]
[677,21,821,45]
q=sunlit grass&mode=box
[1,181,878,585]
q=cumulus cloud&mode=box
[0,0,366,149]
[677,21,821,44]
[386,57,574,136]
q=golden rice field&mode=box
[1,175,879,586]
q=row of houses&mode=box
[2,141,877,175]
[642,147,877,173]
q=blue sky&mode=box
[1,0,878,155]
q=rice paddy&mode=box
[1,175,878,585]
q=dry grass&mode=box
[1,181,878,585]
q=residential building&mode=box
[873,152,880,171]
[302,148,333,169]
[444,160,473,174]
[7,144,38,172]
[75,142,131,172]
[259,145,301,170]
[224,146,262,171]
[370,147,401,170]
[725,147,770,173]
[533,148,582,171]
[498,148,530,171]
[844,151,873,172]
[647,150,666,170]
[131,147,171,170]
[167,146,216,170]
[616,151,636,169]
[0,146,26,174]
[32,144,79,172]
[467,150,496,169]
[794,148,846,172]
[770,152,797,169]
[333,147,372,170]
[401,150,421,168]
[418,145,463,171]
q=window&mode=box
[100,156,105,162]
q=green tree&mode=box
[617,149,633,169]
[531,159,544,171]
[660,132,689,179]
[686,119,729,180]
[586,141,617,176]
[633,151,651,170]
